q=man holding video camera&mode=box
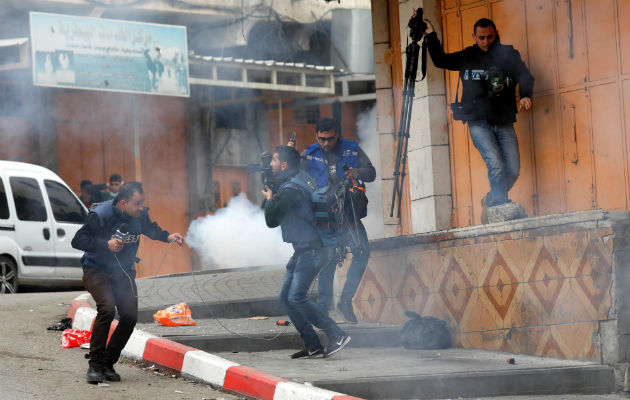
[424,18,534,218]
[262,145,351,358]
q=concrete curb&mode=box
[67,293,364,400]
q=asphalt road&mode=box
[0,290,242,400]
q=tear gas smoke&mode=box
[356,104,385,240]
[186,193,293,269]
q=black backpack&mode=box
[401,311,451,349]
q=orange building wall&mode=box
[441,0,630,227]
[54,91,190,278]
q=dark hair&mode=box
[80,179,92,189]
[275,145,300,170]
[316,118,336,133]
[109,174,122,183]
[113,181,143,204]
[473,18,497,33]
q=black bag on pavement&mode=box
[401,311,451,349]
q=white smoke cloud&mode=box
[356,104,385,240]
[185,193,292,269]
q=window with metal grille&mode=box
[292,105,319,124]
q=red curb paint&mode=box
[224,366,288,400]
[333,396,366,400]
[66,300,91,320]
[143,338,196,372]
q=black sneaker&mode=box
[102,365,121,382]
[337,301,358,324]
[290,346,324,359]
[86,366,105,384]
[324,335,351,357]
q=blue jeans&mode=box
[317,220,370,311]
[468,120,520,206]
[278,249,345,349]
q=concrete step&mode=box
[164,325,401,353]
[315,364,615,399]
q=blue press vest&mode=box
[278,171,322,251]
[305,138,359,187]
[82,200,144,272]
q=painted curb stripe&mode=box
[67,299,91,320]
[143,337,197,372]
[181,350,240,387]
[224,365,289,400]
[72,307,97,330]
[68,294,366,400]
[274,381,341,400]
[121,329,157,360]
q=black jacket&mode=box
[264,169,322,251]
[71,201,169,272]
[426,32,534,124]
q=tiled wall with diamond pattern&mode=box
[338,223,614,361]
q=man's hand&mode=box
[262,185,273,200]
[423,19,434,34]
[518,97,532,111]
[346,168,359,178]
[287,139,296,148]
[168,233,184,246]
[108,238,124,252]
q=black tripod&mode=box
[390,9,427,218]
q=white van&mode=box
[0,161,87,293]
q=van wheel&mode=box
[0,256,18,294]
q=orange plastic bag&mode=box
[61,329,92,348]
[152,302,197,326]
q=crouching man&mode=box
[71,181,183,383]
[262,145,351,358]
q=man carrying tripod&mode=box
[423,17,534,221]
[289,117,376,323]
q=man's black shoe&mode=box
[86,366,105,384]
[337,301,358,324]
[102,365,121,382]
[290,346,324,359]
[324,335,351,357]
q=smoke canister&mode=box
[276,320,292,326]
[507,357,515,364]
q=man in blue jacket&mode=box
[290,118,376,323]
[72,181,183,384]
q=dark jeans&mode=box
[468,120,520,206]
[82,266,138,368]
[317,220,370,311]
[278,249,345,349]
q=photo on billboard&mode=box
[30,12,190,97]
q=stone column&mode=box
[397,0,452,233]
[371,0,400,238]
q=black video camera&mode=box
[247,152,275,192]
[408,8,427,41]
[483,67,513,97]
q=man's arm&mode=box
[424,21,465,72]
[299,149,308,171]
[140,211,170,242]
[511,49,534,111]
[355,146,376,183]
[71,212,109,253]
[263,187,302,228]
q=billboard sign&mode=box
[30,12,189,97]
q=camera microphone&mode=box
[114,223,129,241]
